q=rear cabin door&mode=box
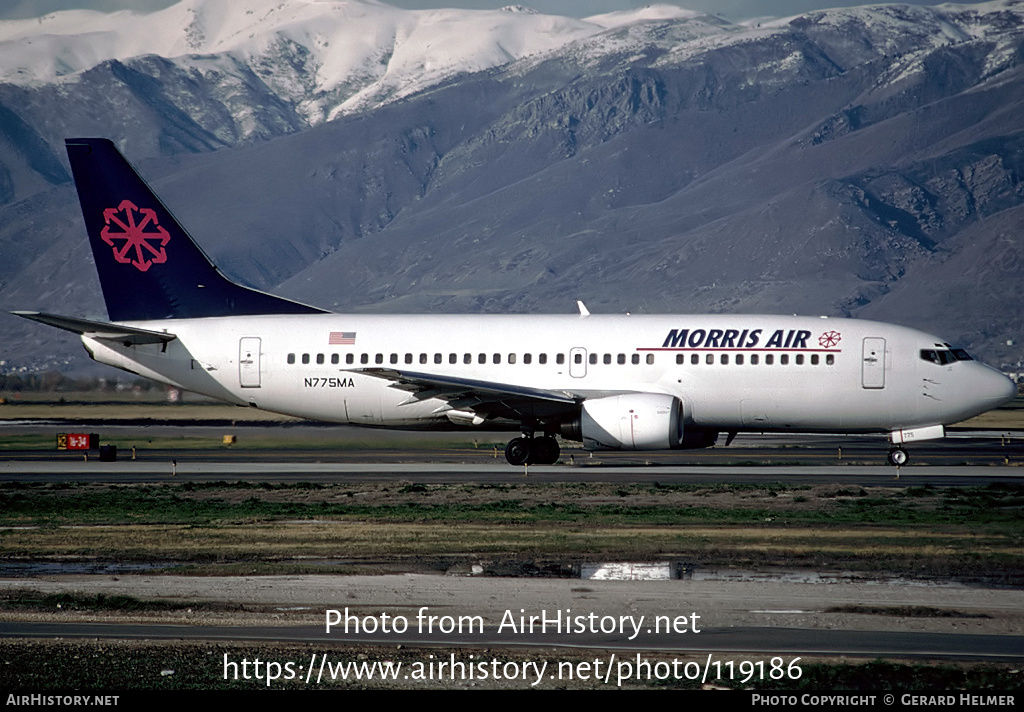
[239,337,261,388]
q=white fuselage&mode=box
[80,313,1015,439]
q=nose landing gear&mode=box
[887,447,909,467]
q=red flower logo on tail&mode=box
[101,200,170,272]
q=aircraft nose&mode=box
[976,366,1018,408]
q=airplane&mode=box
[14,138,1018,466]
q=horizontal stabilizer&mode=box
[11,311,177,345]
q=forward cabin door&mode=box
[239,337,261,388]
[861,337,886,389]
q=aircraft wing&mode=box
[11,311,177,345]
[351,368,582,420]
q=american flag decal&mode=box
[329,331,356,345]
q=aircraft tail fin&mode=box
[64,138,327,321]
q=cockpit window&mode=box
[920,349,971,365]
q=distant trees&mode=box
[0,373,159,393]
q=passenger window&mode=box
[346,354,354,365]
[556,354,565,365]
[360,354,368,364]
[676,354,685,365]
[375,353,384,364]
[464,353,472,364]
[811,354,819,365]
[287,353,295,364]
[765,354,774,365]
[721,354,729,365]
[826,354,834,365]
[617,354,626,365]
[493,353,502,364]
[479,353,486,364]
[405,353,413,364]
[302,353,310,364]
[691,354,699,365]
[603,354,611,365]
[706,354,714,365]
[509,354,517,364]
[331,354,339,365]
[736,354,744,365]
[751,354,759,365]
[420,353,427,364]
[647,354,654,365]
[316,353,324,365]
[589,354,597,365]
[524,353,532,364]
[780,354,789,365]
[795,354,804,365]
[632,354,640,365]
[390,353,398,364]
[434,354,442,364]
[539,354,547,365]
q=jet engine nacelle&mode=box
[563,393,685,450]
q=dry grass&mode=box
[2,481,1021,577]
[3,520,1020,574]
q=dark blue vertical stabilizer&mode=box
[65,138,327,321]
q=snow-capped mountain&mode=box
[0,0,692,124]
[2,1,1024,374]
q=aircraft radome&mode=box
[14,139,1018,466]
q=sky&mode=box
[0,0,996,22]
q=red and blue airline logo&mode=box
[101,200,170,272]
[648,328,844,351]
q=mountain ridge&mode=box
[1,0,1022,374]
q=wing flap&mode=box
[352,368,581,421]
[354,368,580,404]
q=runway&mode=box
[2,622,1020,662]
[3,459,1024,486]
[3,424,1021,485]
[2,573,1023,662]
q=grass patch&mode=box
[2,481,1022,528]
[0,590,190,613]
[2,481,1022,576]
[826,605,991,618]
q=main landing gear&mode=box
[505,435,560,465]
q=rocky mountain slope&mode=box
[1,1,1022,373]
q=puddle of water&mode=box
[0,561,176,576]
[579,562,1018,588]
[581,562,675,580]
